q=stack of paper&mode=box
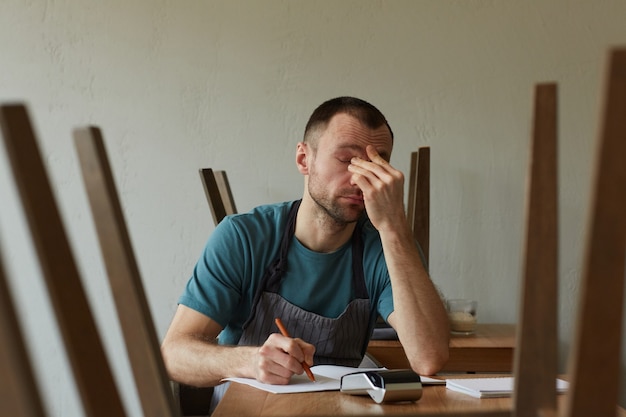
[445,377,569,398]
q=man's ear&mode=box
[296,142,309,175]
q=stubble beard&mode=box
[308,182,364,226]
[305,147,364,226]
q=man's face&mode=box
[306,113,393,225]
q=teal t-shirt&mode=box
[179,201,394,345]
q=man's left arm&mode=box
[349,146,449,375]
[379,228,450,375]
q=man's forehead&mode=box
[322,115,393,159]
[333,141,392,161]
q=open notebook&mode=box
[223,365,444,394]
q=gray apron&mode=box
[211,200,372,412]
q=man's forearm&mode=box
[381,226,450,375]
[161,335,257,386]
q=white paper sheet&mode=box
[223,365,444,394]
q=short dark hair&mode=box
[303,97,394,146]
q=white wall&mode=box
[1,1,624,415]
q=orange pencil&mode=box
[274,317,316,382]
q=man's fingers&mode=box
[255,333,316,384]
[256,355,298,384]
[294,338,316,366]
[365,145,389,165]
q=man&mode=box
[161,97,449,407]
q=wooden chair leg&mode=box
[0,250,46,417]
[563,47,626,417]
[199,168,228,225]
[214,170,237,216]
[74,127,179,417]
[512,83,558,417]
[407,147,430,265]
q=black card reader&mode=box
[340,369,422,403]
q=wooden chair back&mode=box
[199,168,237,225]
[0,104,127,417]
[407,147,430,265]
[0,248,47,417]
[562,46,626,417]
[73,127,179,417]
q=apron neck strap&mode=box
[243,200,369,328]
[266,201,369,298]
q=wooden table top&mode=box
[212,379,508,417]
[212,325,626,416]
[367,323,516,373]
[211,376,626,417]
[449,324,516,348]
[367,324,516,349]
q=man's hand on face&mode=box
[253,333,316,385]
[348,145,406,232]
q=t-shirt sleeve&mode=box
[376,278,394,321]
[178,218,248,328]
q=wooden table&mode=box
[211,377,626,417]
[367,324,516,373]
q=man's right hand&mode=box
[161,305,316,387]
[254,333,315,385]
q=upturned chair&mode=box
[0,104,127,417]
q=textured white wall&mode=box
[1,1,624,415]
